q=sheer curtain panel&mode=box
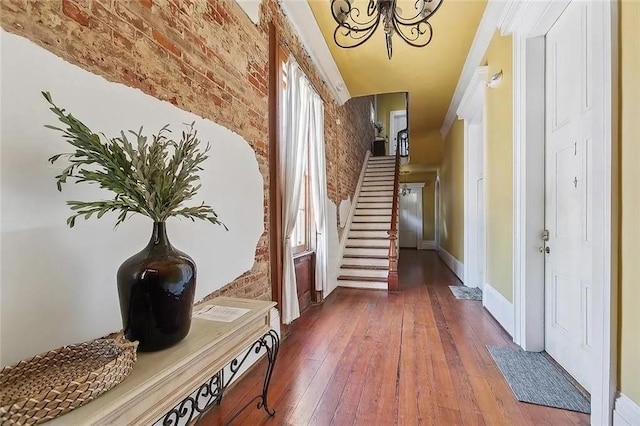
[280,60,310,324]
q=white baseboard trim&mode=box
[438,248,464,282]
[483,282,514,337]
[338,151,371,263]
[614,393,640,426]
[420,240,438,250]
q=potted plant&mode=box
[374,121,384,138]
[42,92,227,352]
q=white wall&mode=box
[0,31,264,365]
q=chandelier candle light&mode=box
[331,0,444,59]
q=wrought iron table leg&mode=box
[255,329,279,416]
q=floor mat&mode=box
[448,285,482,300]
[487,346,590,414]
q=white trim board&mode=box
[420,240,438,250]
[459,66,488,291]
[440,0,508,139]
[483,282,514,337]
[337,151,371,263]
[279,1,351,105]
[438,248,464,283]
[613,393,640,426]
[501,1,618,423]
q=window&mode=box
[280,51,312,255]
[291,162,310,254]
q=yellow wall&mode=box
[376,92,406,141]
[439,119,464,260]
[483,30,514,302]
[410,129,445,166]
[619,0,640,404]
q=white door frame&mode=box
[389,110,407,155]
[458,66,488,289]
[500,1,618,423]
[399,182,425,249]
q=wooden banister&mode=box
[388,128,406,291]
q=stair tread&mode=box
[341,265,388,270]
[348,237,389,240]
[346,245,388,249]
[337,275,388,282]
[343,254,389,259]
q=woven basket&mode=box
[0,333,138,425]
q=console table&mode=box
[47,297,278,425]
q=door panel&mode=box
[544,1,593,391]
[399,191,418,248]
[389,112,407,156]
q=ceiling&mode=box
[308,0,487,138]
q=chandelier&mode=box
[331,0,444,59]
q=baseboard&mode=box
[438,247,464,282]
[614,393,640,426]
[337,151,371,263]
[420,240,438,250]
[483,282,514,337]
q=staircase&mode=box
[337,155,397,290]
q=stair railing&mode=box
[388,128,407,291]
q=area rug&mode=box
[448,285,482,301]
[487,346,590,413]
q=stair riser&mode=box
[355,209,392,216]
[348,230,389,239]
[359,193,394,199]
[350,223,390,231]
[347,238,390,247]
[338,268,388,278]
[344,247,389,256]
[356,202,392,209]
[352,216,391,223]
[338,280,388,290]
[363,176,395,182]
[341,257,389,267]
[361,187,395,194]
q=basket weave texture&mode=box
[0,333,138,425]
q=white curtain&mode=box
[309,93,328,293]
[280,60,310,324]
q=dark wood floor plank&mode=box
[200,250,590,426]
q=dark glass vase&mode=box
[117,222,196,352]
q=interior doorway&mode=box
[399,183,424,249]
[389,110,407,156]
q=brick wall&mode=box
[0,0,373,302]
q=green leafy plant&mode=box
[42,91,227,230]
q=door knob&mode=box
[539,246,550,254]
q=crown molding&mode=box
[440,0,507,139]
[279,0,351,105]
[499,0,571,37]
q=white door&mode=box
[399,190,419,248]
[468,119,485,289]
[389,111,407,156]
[544,1,593,391]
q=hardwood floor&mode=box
[200,250,590,426]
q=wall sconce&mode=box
[401,184,412,196]
[486,70,503,88]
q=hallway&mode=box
[201,251,590,425]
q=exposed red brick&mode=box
[152,29,181,58]
[0,0,372,302]
[62,0,89,27]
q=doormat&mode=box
[448,285,482,301]
[487,346,590,414]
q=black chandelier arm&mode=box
[393,0,443,24]
[333,18,381,48]
[392,19,434,47]
[331,0,379,28]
